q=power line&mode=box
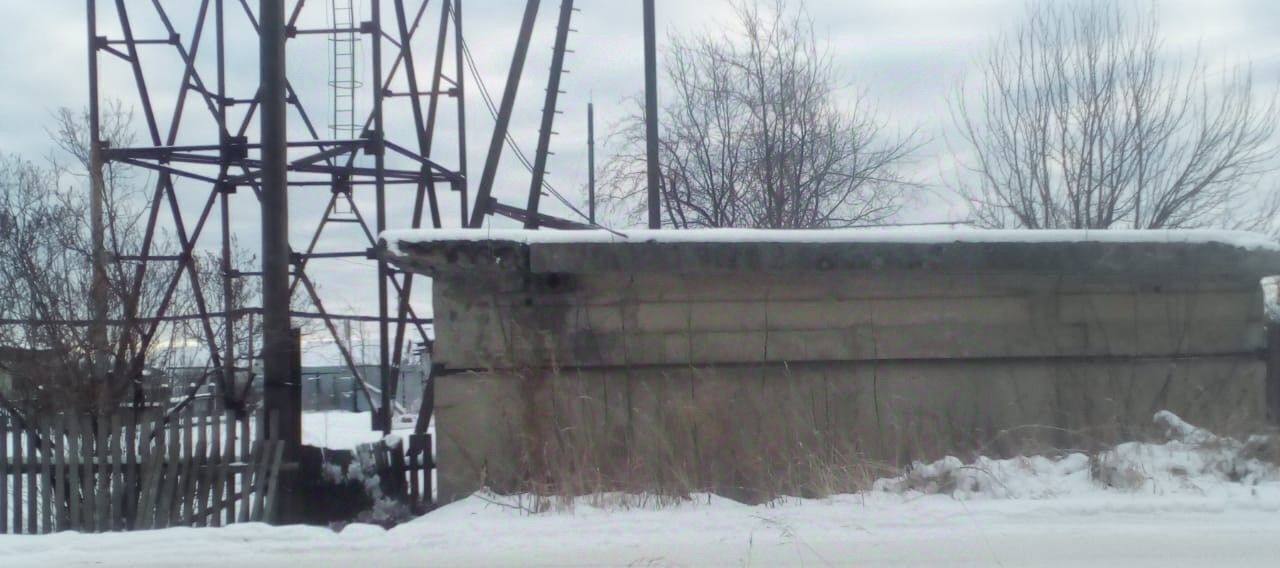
[458,29,595,225]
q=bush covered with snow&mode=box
[874,411,1280,500]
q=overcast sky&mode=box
[2,0,1278,362]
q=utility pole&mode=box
[588,102,596,225]
[643,0,661,229]
[259,0,300,449]
[87,0,110,395]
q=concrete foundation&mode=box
[384,231,1280,503]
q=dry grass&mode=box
[486,363,901,509]
[465,346,1271,509]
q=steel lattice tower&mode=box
[84,0,470,433]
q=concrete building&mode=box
[384,229,1280,503]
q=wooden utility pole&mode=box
[643,0,661,229]
[588,102,596,225]
[87,0,110,393]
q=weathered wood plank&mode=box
[250,440,271,522]
[408,438,420,506]
[424,434,434,509]
[94,414,108,533]
[1,416,8,534]
[25,425,37,534]
[136,412,166,531]
[221,409,236,525]
[81,415,95,531]
[188,435,207,527]
[260,441,286,524]
[109,412,124,531]
[13,425,24,533]
[40,421,54,533]
[156,416,180,529]
[176,410,189,527]
[192,409,208,526]
[65,416,82,531]
[211,409,229,527]
[52,415,68,532]
[388,436,406,502]
[207,410,222,527]
[134,411,154,529]
[238,414,251,524]
[123,410,137,530]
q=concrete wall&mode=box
[387,237,1280,502]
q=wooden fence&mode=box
[355,432,434,515]
[0,406,286,534]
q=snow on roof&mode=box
[382,227,1280,254]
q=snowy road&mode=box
[3,492,1279,567]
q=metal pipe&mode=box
[454,0,469,225]
[524,0,576,229]
[259,0,297,446]
[372,0,392,435]
[467,0,541,228]
[217,0,238,412]
[643,0,661,229]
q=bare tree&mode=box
[600,0,920,229]
[0,106,268,417]
[953,1,1279,230]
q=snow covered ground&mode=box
[2,488,1278,566]
[3,412,1279,567]
[302,411,389,451]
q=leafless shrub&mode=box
[0,105,266,418]
[952,0,1280,231]
[600,0,921,229]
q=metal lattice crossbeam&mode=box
[84,0,469,433]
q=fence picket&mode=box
[192,409,208,526]
[136,414,165,531]
[65,416,81,531]
[135,412,155,530]
[161,415,181,528]
[94,414,108,532]
[408,440,420,505]
[250,441,271,521]
[261,441,286,524]
[25,425,36,533]
[52,416,67,532]
[107,413,121,530]
[0,416,8,534]
[83,415,96,531]
[123,410,137,530]
[188,436,207,527]
[205,411,220,526]
[12,425,23,533]
[238,415,251,524]
[40,422,53,533]
[221,409,235,525]
[210,411,225,527]
[0,408,289,535]
[388,437,406,501]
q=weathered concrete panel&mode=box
[434,359,1267,502]
[386,234,1280,503]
